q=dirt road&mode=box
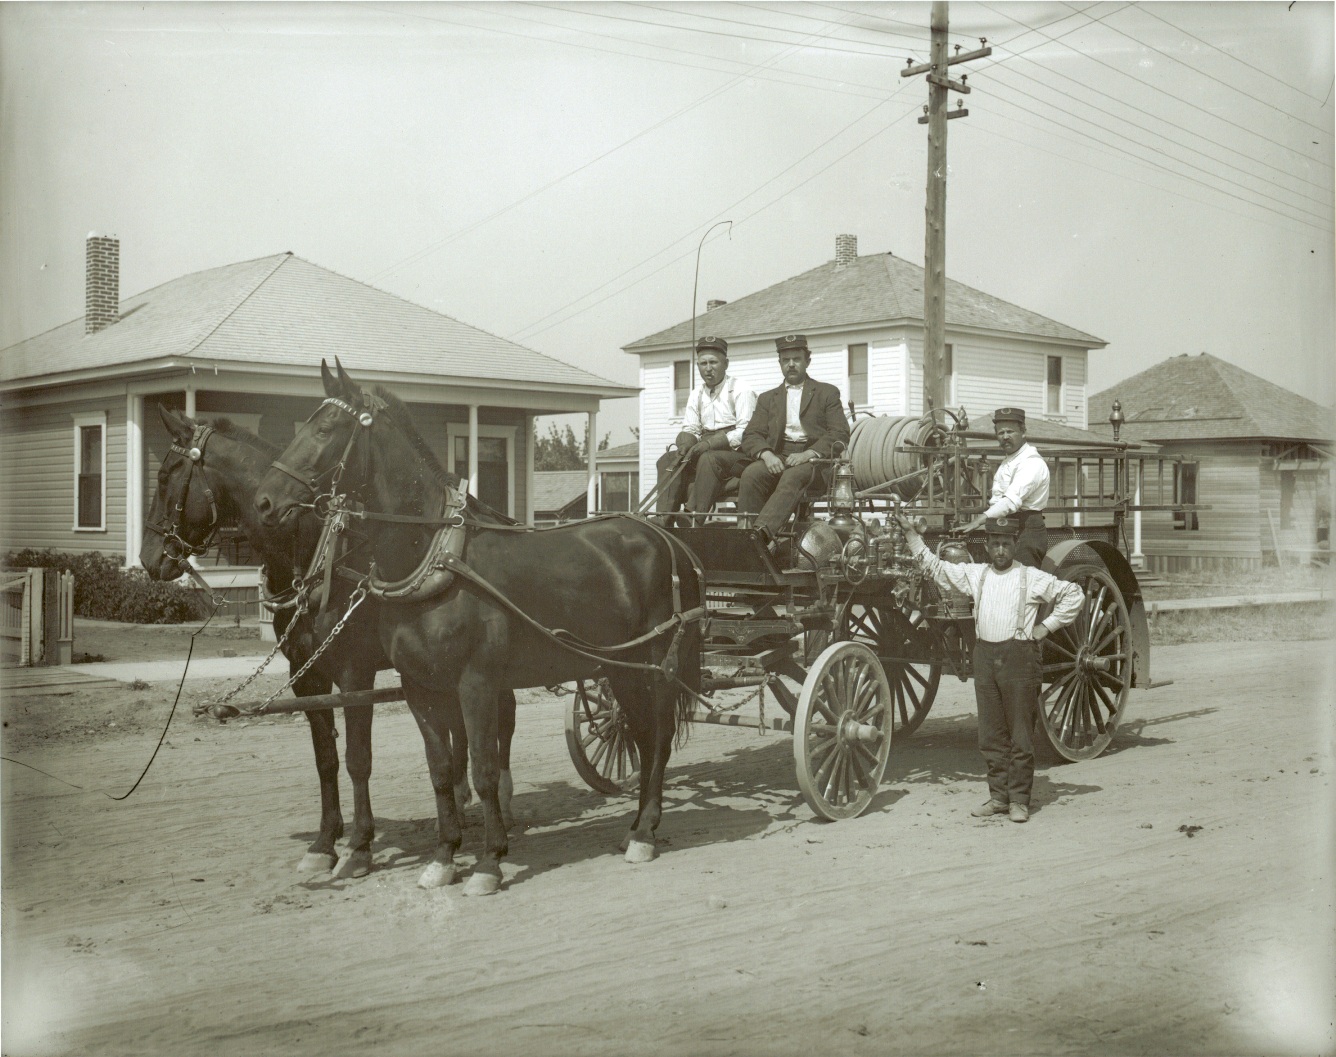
[3,638,1333,1057]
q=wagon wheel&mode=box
[838,601,942,738]
[1038,562,1132,762]
[793,641,893,821]
[564,676,640,795]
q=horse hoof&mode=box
[463,872,501,897]
[332,850,372,879]
[624,839,657,864]
[297,852,337,874]
[417,861,458,889]
[617,834,631,854]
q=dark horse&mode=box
[254,361,703,895]
[141,406,517,878]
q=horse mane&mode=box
[207,418,280,459]
[370,386,462,491]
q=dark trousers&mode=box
[689,448,752,514]
[656,429,729,514]
[736,440,827,535]
[1014,511,1048,569]
[973,638,1041,807]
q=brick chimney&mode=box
[706,299,727,311]
[85,232,120,334]
[835,233,858,269]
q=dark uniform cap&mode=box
[993,407,1027,427]
[695,335,728,355]
[775,334,810,354]
[985,516,1020,537]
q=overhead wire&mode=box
[1064,0,1333,135]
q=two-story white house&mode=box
[624,234,1112,497]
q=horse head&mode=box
[255,358,383,528]
[141,405,227,581]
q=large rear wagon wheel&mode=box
[565,676,640,795]
[1038,562,1132,761]
[840,602,941,738]
[793,641,893,821]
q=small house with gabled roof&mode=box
[624,234,1114,498]
[1,235,635,573]
[1089,353,1333,569]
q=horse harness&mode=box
[290,390,707,680]
[146,424,221,565]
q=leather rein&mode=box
[287,392,706,677]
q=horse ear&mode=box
[158,403,194,442]
[320,359,338,398]
[334,357,361,402]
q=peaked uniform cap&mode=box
[776,334,809,354]
[695,335,728,355]
[993,407,1027,426]
[985,516,1020,537]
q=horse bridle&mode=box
[146,424,221,565]
[269,394,382,514]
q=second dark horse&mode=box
[254,361,703,896]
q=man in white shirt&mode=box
[654,336,756,520]
[896,512,1084,823]
[957,407,1050,568]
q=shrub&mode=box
[3,549,205,624]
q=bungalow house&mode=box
[0,235,635,591]
[624,234,1125,499]
[532,441,641,525]
[1089,353,1333,570]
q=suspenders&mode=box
[979,565,1031,640]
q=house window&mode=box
[1046,356,1063,415]
[848,343,868,406]
[1174,461,1199,531]
[447,426,515,518]
[1280,471,1295,529]
[73,412,106,531]
[673,360,692,417]
[944,343,956,405]
[600,471,640,512]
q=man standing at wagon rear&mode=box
[957,408,1050,568]
[895,512,1083,823]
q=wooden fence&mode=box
[1,568,75,667]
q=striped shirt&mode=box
[908,535,1084,642]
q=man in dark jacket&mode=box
[693,334,850,544]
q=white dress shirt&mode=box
[682,373,757,449]
[986,442,1050,518]
[783,384,806,442]
[909,535,1084,642]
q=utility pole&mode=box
[902,3,989,413]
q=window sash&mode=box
[1046,356,1063,415]
[848,343,868,406]
[673,360,691,416]
[73,415,106,531]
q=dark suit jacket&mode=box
[740,378,850,460]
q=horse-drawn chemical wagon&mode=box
[567,407,1198,821]
[152,367,1197,892]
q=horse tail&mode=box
[667,535,704,748]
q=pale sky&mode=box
[2,1,1332,445]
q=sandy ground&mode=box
[3,627,1334,1057]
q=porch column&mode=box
[525,413,536,526]
[125,394,144,567]
[184,385,196,419]
[586,410,598,514]
[467,404,479,497]
[1132,458,1145,569]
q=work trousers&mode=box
[655,428,730,514]
[689,448,752,515]
[973,638,1041,807]
[738,440,826,535]
[1013,510,1048,569]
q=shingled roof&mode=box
[2,252,630,394]
[624,250,1105,351]
[1087,353,1332,444]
